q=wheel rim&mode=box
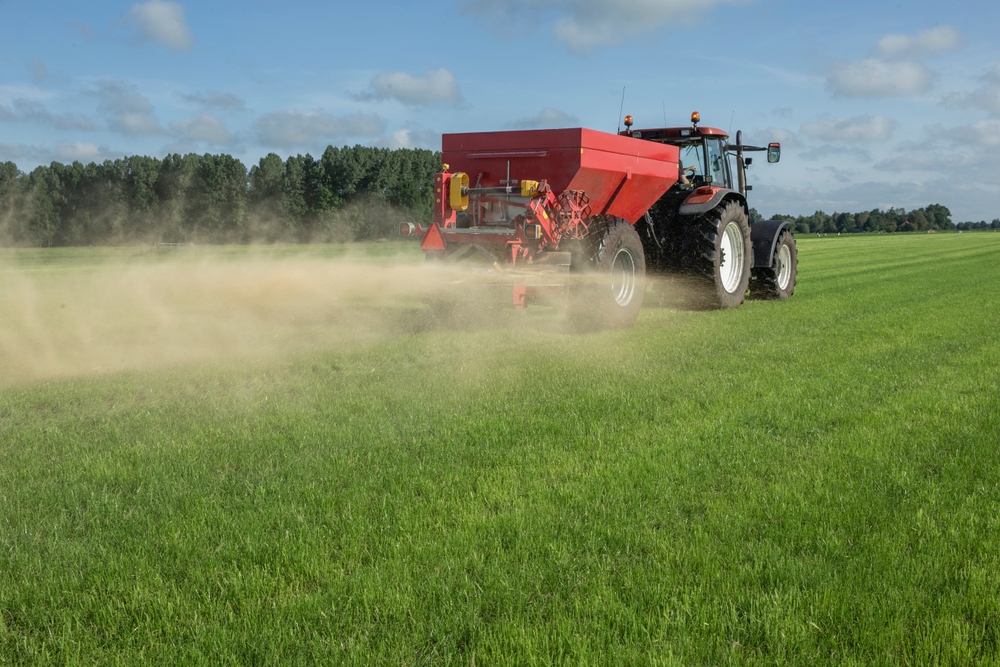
[610,247,637,307]
[719,221,745,294]
[776,243,792,290]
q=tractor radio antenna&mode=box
[616,86,626,134]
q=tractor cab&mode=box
[620,113,732,190]
[620,112,780,198]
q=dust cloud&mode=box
[0,244,703,387]
[0,246,467,387]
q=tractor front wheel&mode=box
[749,229,797,300]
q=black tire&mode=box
[682,201,751,309]
[568,216,646,330]
[749,229,797,300]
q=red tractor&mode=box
[402,112,797,328]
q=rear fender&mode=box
[678,187,743,216]
[750,219,790,269]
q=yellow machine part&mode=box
[520,180,540,197]
[450,172,469,211]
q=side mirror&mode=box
[767,143,781,163]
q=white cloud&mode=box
[962,87,1000,116]
[463,0,741,53]
[364,68,461,106]
[876,25,962,59]
[822,165,860,184]
[125,0,194,51]
[827,26,962,99]
[54,142,119,163]
[91,81,166,135]
[506,108,578,129]
[872,153,938,172]
[950,64,1000,116]
[0,141,120,166]
[828,59,932,97]
[801,116,896,143]
[0,82,56,106]
[253,110,385,149]
[116,113,164,135]
[746,127,800,148]
[0,98,98,131]
[178,91,246,111]
[372,128,439,150]
[0,143,39,163]
[169,113,233,144]
[798,144,872,163]
[871,149,981,173]
[948,119,1000,147]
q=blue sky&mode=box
[2,0,999,221]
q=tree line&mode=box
[753,204,959,234]
[0,146,982,247]
[0,146,440,246]
[955,219,1000,231]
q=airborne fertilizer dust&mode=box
[0,246,467,386]
[0,244,695,387]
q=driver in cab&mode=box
[678,163,698,188]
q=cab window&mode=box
[678,142,705,183]
[706,138,730,189]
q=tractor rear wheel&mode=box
[568,216,646,330]
[684,201,751,309]
[749,229,797,299]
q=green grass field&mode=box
[2,232,999,665]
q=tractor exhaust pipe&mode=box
[736,130,747,198]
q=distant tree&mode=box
[281,154,312,225]
[925,203,952,230]
[909,209,930,232]
[0,161,21,200]
[748,207,763,224]
[248,154,284,208]
[0,162,23,240]
[156,153,200,241]
[833,213,857,233]
[862,209,881,232]
[24,165,61,247]
[121,155,162,239]
[186,153,248,240]
[815,211,836,233]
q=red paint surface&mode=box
[420,223,447,252]
[683,185,726,207]
[442,128,680,224]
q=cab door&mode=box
[705,137,732,190]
